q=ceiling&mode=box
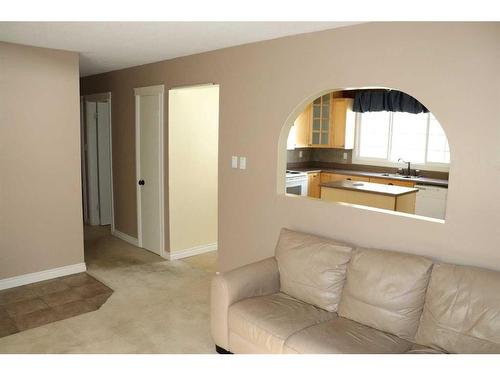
[0,22,359,77]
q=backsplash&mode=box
[287,149,313,163]
[287,148,352,164]
[312,148,353,164]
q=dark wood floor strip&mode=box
[0,273,113,338]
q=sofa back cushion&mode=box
[338,247,433,341]
[415,263,500,353]
[275,228,352,312]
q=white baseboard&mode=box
[0,263,87,291]
[168,243,217,260]
[112,228,139,246]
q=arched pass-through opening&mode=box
[278,88,451,221]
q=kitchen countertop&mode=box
[289,167,448,187]
[321,180,419,197]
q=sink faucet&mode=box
[398,158,411,176]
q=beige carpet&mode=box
[0,226,217,353]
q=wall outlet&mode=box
[299,151,303,158]
[231,156,238,169]
[239,156,247,170]
[343,152,348,160]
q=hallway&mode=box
[0,226,217,353]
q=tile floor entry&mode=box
[0,273,113,338]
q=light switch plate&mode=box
[343,152,348,160]
[239,156,247,170]
[231,156,238,169]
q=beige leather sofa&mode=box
[211,228,500,354]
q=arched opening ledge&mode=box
[277,87,451,222]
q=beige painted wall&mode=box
[81,22,500,272]
[0,42,84,279]
[168,85,219,253]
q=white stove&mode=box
[285,170,308,196]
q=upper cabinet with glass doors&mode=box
[293,93,355,149]
[311,94,331,147]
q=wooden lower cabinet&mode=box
[369,177,415,188]
[307,172,321,198]
[320,173,343,184]
[344,175,370,182]
[320,173,370,184]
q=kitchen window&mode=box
[353,111,450,169]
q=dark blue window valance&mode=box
[353,89,429,114]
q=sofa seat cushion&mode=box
[415,263,500,353]
[283,317,413,354]
[228,292,336,353]
[275,228,353,312]
[338,247,433,341]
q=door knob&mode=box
[138,180,145,186]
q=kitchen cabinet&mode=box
[320,172,343,184]
[320,172,370,184]
[331,98,355,149]
[293,104,311,148]
[309,94,332,147]
[343,175,370,182]
[307,172,321,198]
[292,95,355,149]
[369,177,415,188]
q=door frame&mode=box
[134,84,165,258]
[81,92,114,230]
[80,97,88,224]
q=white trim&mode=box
[108,96,115,233]
[134,85,165,96]
[135,94,142,248]
[111,228,139,247]
[0,263,87,291]
[158,90,165,257]
[167,243,217,260]
[84,101,100,225]
[84,92,111,102]
[80,96,88,224]
[169,83,216,91]
[135,85,166,258]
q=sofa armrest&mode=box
[210,257,280,349]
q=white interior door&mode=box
[85,101,100,225]
[135,85,164,256]
[97,101,112,225]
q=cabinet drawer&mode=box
[369,177,415,187]
[321,173,370,183]
[344,175,370,182]
[320,173,345,184]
